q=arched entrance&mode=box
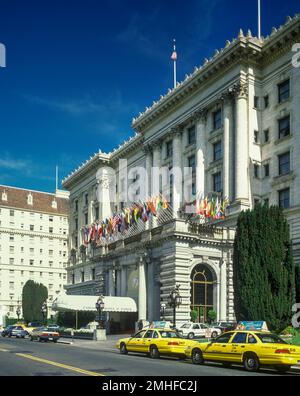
[191,264,216,323]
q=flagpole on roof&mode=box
[171,39,177,89]
[258,0,261,39]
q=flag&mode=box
[171,50,177,61]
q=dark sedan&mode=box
[1,325,16,337]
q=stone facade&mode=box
[62,15,300,326]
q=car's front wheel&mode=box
[191,348,204,365]
[120,343,128,355]
[243,353,260,372]
[187,332,195,339]
[211,331,218,339]
[149,345,160,359]
[275,365,291,374]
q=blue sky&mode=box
[0,0,298,192]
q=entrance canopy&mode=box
[52,294,137,313]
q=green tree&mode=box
[208,310,217,324]
[296,266,300,303]
[190,309,198,323]
[233,204,296,333]
[22,280,48,323]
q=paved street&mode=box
[1,336,299,377]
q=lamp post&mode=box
[41,302,47,326]
[16,301,21,321]
[167,285,182,329]
[160,303,166,321]
[95,295,105,329]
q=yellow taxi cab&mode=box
[116,328,199,359]
[185,330,300,373]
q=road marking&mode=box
[15,353,105,376]
[0,348,9,352]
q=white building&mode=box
[62,15,300,331]
[0,185,69,321]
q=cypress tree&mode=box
[22,280,48,323]
[233,204,296,332]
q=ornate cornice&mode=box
[132,15,299,133]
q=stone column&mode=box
[235,84,249,201]
[144,146,152,230]
[138,256,147,321]
[220,260,227,321]
[120,266,127,297]
[108,268,115,296]
[147,262,154,322]
[152,142,162,196]
[195,110,207,197]
[223,97,233,200]
[172,129,183,217]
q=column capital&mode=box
[169,125,182,139]
[233,82,248,99]
[192,108,207,123]
[143,144,153,155]
[152,139,163,150]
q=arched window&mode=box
[191,264,215,323]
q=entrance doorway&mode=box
[191,264,216,323]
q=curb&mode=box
[57,340,74,345]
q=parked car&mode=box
[30,327,60,342]
[185,330,300,373]
[116,328,199,359]
[26,322,43,335]
[10,326,28,339]
[178,323,222,339]
[211,322,237,333]
[1,325,16,337]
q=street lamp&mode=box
[160,303,166,321]
[95,295,105,329]
[41,302,47,325]
[167,285,182,329]
[16,302,21,321]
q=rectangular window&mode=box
[279,188,290,209]
[254,164,259,179]
[254,96,259,109]
[264,95,269,108]
[264,129,269,143]
[30,260,34,266]
[10,210,14,217]
[188,126,196,145]
[278,152,290,176]
[188,155,196,174]
[213,172,222,193]
[84,213,88,225]
[254,131,259,144]
[85,193,89,206]
[166,141,173,158]
[81,271,85,283]
[192,182,196,197]
[95,207,99,221]
[49,216,53,222]
[75,200,78,212]
[278,116,290,139]
[278,79,290,103]
[49,227,53,234]
[92,268,96,281]
[75,218,78,231]
[213,109,222,130]
[264,164,270,177]
[30,225,34,231]
[213,141,222,161]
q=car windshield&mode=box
[158,331,182,339]
[255,333,287,344]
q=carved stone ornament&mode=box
[192,108,207,123]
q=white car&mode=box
[178,323,222,339]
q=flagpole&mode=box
[173,39,177,89]
[56,166,58,191]
[258,0,261,39]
